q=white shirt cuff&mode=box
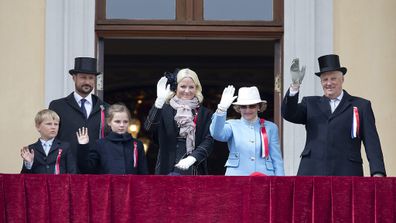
[24,160,33,170]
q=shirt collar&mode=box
[334,90,344,101]
[40,138,55,146]
[73,92,93,105]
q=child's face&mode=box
[108,112,129,134]
[36,118,59,141]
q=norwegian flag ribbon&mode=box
[260,119,269,159]
[99,105,105,139]
[351,106,360,138]
[55,149,62,174]
[133,141,138,168]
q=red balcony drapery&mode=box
[0,174,395,223]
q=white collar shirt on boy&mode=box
[40,138,55,156]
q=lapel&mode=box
[194,107,201,137]
[90,95,102,117]
[318,96,331,117]
[33,139,47,156]
[330,90,352,119]
[65,93,86,118]
[48,138,62,155]
[163,105,178,137]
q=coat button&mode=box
[46,165,50,169]
[250,157,255,161]
[249,140,254,143]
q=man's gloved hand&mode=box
[175,156,197,170]
[217,85,237,112]
[155,77,172,109]
[290,58,306,86]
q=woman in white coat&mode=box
[210,86,284,176]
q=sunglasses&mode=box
[240,104,258,109]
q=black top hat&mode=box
[315,54,347,77]
[69,57,101,75]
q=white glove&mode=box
[154,77,171,108]
[290,58,306,86]
[175,156,197,170]
[217,85,237,111]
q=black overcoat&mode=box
[21,138,77,174]
[282,90,386,176]
[144,104,214,175]
[77,132,148,174]
[49,93,106,173]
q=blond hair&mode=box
[106,103,131,124]
[167,68,204,103]
[35,109,60,126]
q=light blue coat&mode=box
[210,112,285,176]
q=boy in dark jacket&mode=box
[20,109,77,174]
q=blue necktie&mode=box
[43,142,50,156]
[80,99,87,118]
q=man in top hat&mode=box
[281,54,386,176]
[49,57,106,173]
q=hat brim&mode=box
[232,100,267,105]
[69,69,101,76]
[315,67,347,77]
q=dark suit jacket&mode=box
[49,93,106,173]
[21,138,77,174]
[78,132,148,174]
[282,89,386,176]
[144,104,214,175]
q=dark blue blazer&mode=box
[21,138,77,174]
[282,90,386,176]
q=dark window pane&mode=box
[106,0,176,20]
[204,0,273,21]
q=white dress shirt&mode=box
[40,138,55,156]
[330,91,343,113]
[74,92,93,118]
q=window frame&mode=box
[96,0,283,26]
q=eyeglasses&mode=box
[240,104,258,109]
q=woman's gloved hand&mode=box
[155,77,172,108]
[217,85,237,112]
[175,156,197,170]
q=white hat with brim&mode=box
[232,86,267,105]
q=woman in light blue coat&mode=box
[210,86,284,176]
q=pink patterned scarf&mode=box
[169,96,199,154]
